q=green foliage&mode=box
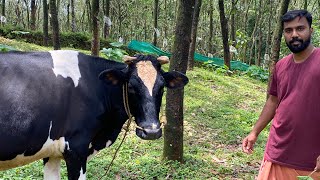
[0,44,16,52]
[244,65,269,82]
[297,176,313,180]
[203,60,221,70]
[215,65,232,75]
[101,42,128,62]
[0,26,111,50]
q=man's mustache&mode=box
[289,37,303,44]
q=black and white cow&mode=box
[0,50,188,179]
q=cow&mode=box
[0,50,188,180]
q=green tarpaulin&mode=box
[128,40,249,71]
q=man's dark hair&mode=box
[281,10,312,28]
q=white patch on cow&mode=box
[0,121,66,170]
[87,150,98,161]
[79,168,86,180]
[50,50,81,87]
[152,123,157,130]
[87,140,112,161]
[136,61,157,96]
[44,158,61,180]
[106,140,112,148]
[65,141,70,151]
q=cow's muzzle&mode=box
[136,125,162,140]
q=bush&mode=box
[244,65,269,82]
[0,26,115,51]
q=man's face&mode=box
[283,16,313,53]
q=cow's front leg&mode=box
[63,150,87,180]
[43,157,62,180]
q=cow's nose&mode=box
[136,124,162,140]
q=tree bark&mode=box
[153,0,159,46]
[43,0,49,46]
[163,0,195,163]
[230,0,237,47]
[71,0,76,32]
[270,0,290,63]
[208,0,213,54]
[1,0,5,16]
[30,0,36,30]
[188,0,202,70]
[218,0,230,69]
[103,0,110,38]
[50,0,61,50]
[304,0,308,9]
[269,0,290,95]
[91,0,100,56]
[23,0,30,29]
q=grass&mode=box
[0,37,269,179]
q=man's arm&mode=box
[315,155,320,172]
[242,95,279,154]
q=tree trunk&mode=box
[269,0,290,94]
[86,0,92,32]
[1,0,5,16]
[153,0,159,46]
[71,0,76,32]
[43,0,49,46]
[208,0,213,54]
[270,0,290,63]
[103,0,110,38]
[253,0,262,66]
[230,0,236,47]
[187,0,202,70]
[30,0,36,30]
[91,0,100,56]
[50,0,61,50]
[66,1,70,30]
[163,0,195,163]
[23,0,30,29]
[304,0,308,9]
[218,0,230,69]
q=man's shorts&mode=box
[257,159,320,180]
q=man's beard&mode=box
[286,36,311,53]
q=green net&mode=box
[128,40,249,71]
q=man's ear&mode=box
[162,71,189,89]
[98,69,126,85]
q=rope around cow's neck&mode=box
[98,82,166,179]
[98,83,134,179]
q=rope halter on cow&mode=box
[122,55,169,130]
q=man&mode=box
[242,10,320,179]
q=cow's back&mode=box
[0,51,70,162]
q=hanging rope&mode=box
[98,83,133,180]
[98,83,166,179]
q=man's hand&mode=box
[315,155,320,172]
[242,132,258,154]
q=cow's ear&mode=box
[162,71,189,89]
[99,69,126,85]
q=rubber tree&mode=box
[163,0,195,162]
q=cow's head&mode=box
[99,54,188,140]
